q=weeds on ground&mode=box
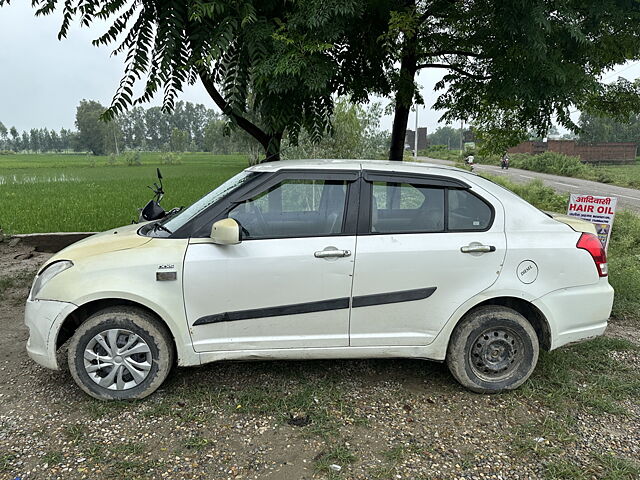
[517,337,640,415]
[314,443,356,478]
[0,451,16,473]
[545,453,640,480]
[42,451,64,465]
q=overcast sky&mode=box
[2,2,640,135]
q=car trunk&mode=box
[544,211,597,234]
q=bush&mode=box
[160,152,182,165]
[124,151,142,166]
[509,152,587,177]
[418,147,463,162]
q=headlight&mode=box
[30,260,74,300]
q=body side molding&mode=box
[193,287,437,326]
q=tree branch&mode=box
[198,71,271,149]
[416,63,490,80]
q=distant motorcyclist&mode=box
[465,154,475,171]
[501,153,510,170]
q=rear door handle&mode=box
[461,244,496,253]
[314,248,351,258]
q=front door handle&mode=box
[461,244,496,253]
[314,248,351,258]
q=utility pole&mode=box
[414,105,419,159]
[459,119,463,153]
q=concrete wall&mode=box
[508,140,637,164]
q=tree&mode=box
[9,1,640,161]
[579,112,640,144]
[9,126,19,151]
[21,131,29,152]
[119,106,147,150]
[284,98,389,159]
[59,128,73,151]
[375,1,640,157]
[7,1,384,161]
[75,99,116,155]
[428,126,459,149]
[0,122,7,149]
[169,128,189,153]
[29,129,41,153]
[204,118,260,155]
[50,130,61,151]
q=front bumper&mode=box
[535,279,614,350]
[25,298,77,370]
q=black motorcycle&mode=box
[137,168,167,222]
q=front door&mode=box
[350,174,506,346]
[184,171,358,352]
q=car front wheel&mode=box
[446,306,539,393]
[68,307,174,401]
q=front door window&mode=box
[229,179,348,238]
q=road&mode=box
[418,156,640,214]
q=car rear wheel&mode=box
[446,306,539,393]
[68,307,174,401]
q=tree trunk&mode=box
[264,131,283,162]
[389,95,413,161]
[199,71,282,163]
[388,3,418,161]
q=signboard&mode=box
[567,194,617,251]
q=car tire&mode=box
[68,307,174,401]
[446,306,539,394]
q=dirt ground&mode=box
[1,242,639,480]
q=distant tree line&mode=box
[0,99,257,155]
[578,112,640,144]
[1,98,389,159]
[0,121,76,153]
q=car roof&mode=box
[247,158,469,176]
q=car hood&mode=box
[41,223,152,270]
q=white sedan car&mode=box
[25,160,613,400]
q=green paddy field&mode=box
[0,153,248,233]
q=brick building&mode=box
[508,140,637,165]
[405,128,428,151]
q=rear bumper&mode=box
[25,299,76,370]
[534,279,614,350]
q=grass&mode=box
[0,152,249,233]
[42,451,64,465]
[545,454,640,480]
[314,443,356,478]
[0,451,15,473]
[63,424,88,443]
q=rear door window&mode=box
[370,182,445,233]
[448,189,493,231]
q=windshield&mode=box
[162,170,256,233]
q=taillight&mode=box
[576,233,608,277]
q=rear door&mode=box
[349,172,506,346]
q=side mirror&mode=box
[210,218,242,245]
